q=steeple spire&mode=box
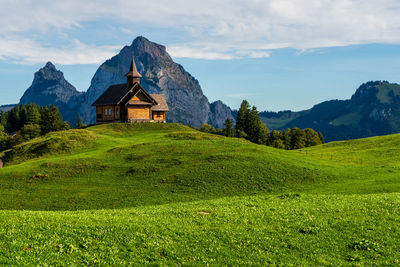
[126,57,142,87]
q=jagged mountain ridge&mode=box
[79,36,234,127]
[19,62,83,123]
[18,37,234,128]
[17,38,400,141]
[260,81,400,141]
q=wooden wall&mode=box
[152,111,165,121]
[127,106,151,120]
[96,105,120,121]
[128,92,148,104]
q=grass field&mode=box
[0,123,399,265]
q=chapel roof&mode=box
[125,57,142,78]
[92,56,168,112]
[92,83,130,106]
[151,94,169,111]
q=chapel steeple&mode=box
[126,57,142,87]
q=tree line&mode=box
[0,103,85,151]
[199,100,324,150]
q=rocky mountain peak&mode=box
[351,81,381,104]
[45,61,56,69]
[32,61,64,85]
[80,36,234,126]
[17,37,234,128]
[19,62,82,122]
[131,36,168,60]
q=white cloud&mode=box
[245,51,271,59]
[0,37,119,65]
[167,44,271,60]
[1,0,400,62]
[167,46,236,60]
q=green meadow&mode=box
[0,123,399,265]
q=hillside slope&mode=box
[261,81,400,141]
[1,123,400,210]
[1,123,400,265]
[0,123,336,210]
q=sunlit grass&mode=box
[0,122,399,265]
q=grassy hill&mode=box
[0,123,399,265]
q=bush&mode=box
[75,114,86,129]
[199,124,217,134]
[61,122,72,130]
[0,124,5,138]
[223,118,235,137]
[9,133,24,147]
[21,124,41,140]
[0,135,10,151]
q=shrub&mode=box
[199,124,217,134]
[21,124,41,140]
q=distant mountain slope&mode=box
[261,81,400,141]
[0,104,15,112]
[80,36,234,127]
[19,62,83,123]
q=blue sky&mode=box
[1,0,400,111]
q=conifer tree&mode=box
[19,105,28,126]
[247,106,269,144]
[235,100,250,137]
[7,105,20,133]
[25,103,41,125]
[0,111,7,128]
[76,114,85,128]
[20,124,41,140]
[62,121,72,130]
[0,124,5,138]
[40,105,63,134]
[223,118,235,137]
[0,124,8,151]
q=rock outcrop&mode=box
[79,36,234,127]
[18,37,236,128]
[19,62,82,123]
